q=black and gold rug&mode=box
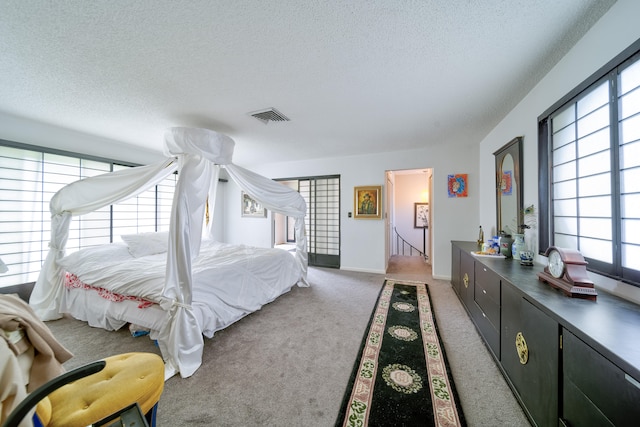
[335,279,466,427]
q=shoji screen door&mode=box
[298,176,340,268]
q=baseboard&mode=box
[339,266,387,275]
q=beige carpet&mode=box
[44,257,530,426]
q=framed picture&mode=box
[242,191,267,218]
[501,170,513,195]
[414,202,429,228]
[354,186,382,219]
[447,174,468,198]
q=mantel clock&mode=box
[537,246,597,300]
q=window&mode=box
[111,164,177,237]
[0,141,176,287]
[539,38,640,286]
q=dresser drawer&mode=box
[562,330,640,426]
[474,280,500,330]
[473,301,500,358]
[474,262,500,302]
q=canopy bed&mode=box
[29,127,309,379]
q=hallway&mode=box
[386,255,431,282]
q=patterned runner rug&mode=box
[335,279,466,427]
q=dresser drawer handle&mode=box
[483,267,487,272]
[626,374,640,390]
[483,289,487,294]
[516,332,529,365]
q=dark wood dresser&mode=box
[451,241,640,427]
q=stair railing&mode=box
[393,227,428,261]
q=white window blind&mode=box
[551,81,613,263]
[68,158,112,253]
[545,51,640,284]
[0,143,177,287]
[157,172,177,231]
[619,59,640,271]
[112,164,157,238]
[0,146,46,286]
[0,147,113,286]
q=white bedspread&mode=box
[58,240,302,337]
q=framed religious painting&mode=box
[354,186,382,219]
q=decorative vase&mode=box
[499,233,514,258]
[512,233,526,261]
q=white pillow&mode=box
[120,231,169,258]
[59,243,132,272]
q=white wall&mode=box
[0,111,164,165]
[246,141,479,278]
[478,0,640,300]
[221,179,273,248]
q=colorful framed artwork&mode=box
[354,186,382,219]
[447,174,468,198]
[241,191,267,217]
[414,202,429,228]
[501,170,513,195]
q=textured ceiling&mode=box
[0,1,615,166]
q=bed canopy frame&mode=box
[30,127,308,378]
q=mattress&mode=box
[58,240,302,338]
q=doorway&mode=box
[386,168,433,269]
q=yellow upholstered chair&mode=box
[3,352,164,427]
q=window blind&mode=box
[541,44,640,285]
[0,143,177,287]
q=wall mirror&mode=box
[494,136,523,236]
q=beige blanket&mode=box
[0,294,73,392]
[1,338,31,427]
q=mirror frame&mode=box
[494,136,523,235]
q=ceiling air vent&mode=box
[249,108,290,124]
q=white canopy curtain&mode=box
[31,127,308,378]
[30,158,179,320]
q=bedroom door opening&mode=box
[274,175,340,268]
[386,168,433,267]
